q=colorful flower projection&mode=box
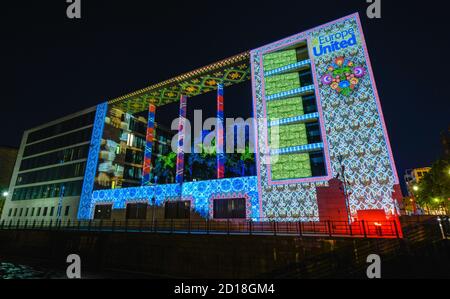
[321,56,366,96]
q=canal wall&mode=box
[0,229,448,278]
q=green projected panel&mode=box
[263,50,298,71]
[263,49,312,180]
[264,73,300,96]
[270,154,312,180]
[269,123,309,148]
[266,97,304,120]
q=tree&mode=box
[416,159,450,213]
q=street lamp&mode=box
[413,185,419,192]
[2,191,8,197]
[337,154,352,224]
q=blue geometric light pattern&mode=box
[77,102,108,220]
[266,85,315,101]
[264,59,311,77]
[91,176,260,219]
[269,112,319,127]
[271,143,324,155]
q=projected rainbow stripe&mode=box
[142,104,156,186]
[217,84,225,179]
[176,95,188,184]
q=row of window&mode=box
[20,144,89,171]
[23,127,92,157]
[12,180,83,201]
[16,162,86,186]
[93,199,247,221]
[27,111,95,144]
[7,205,71,219]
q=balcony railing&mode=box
[0,218,403,239]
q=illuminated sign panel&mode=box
[251,13,400,220]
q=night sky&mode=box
[4,0,450,190]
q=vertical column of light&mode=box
[77,102,107,220]
[176,95,188,184]
[142,103,156,186]
[216,84,225,179]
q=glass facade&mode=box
[12,180,83,201]
[19,144,89,171]
[23,127,92,157]
[16,162,86,186]
[7,110,95,210]
[27,111,95,143]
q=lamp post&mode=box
[410,185,419,215]
[337,155,352,224]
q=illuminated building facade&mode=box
[1,13,401,224]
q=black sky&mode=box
[3,0,450,187]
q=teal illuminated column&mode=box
[176,95,188,184]
[217,84,225,179]
[142,103,156,186]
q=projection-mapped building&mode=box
[1,13,402,224]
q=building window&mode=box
[11,180,83,201]
[213,198,246,219]
[13,208,17,217]
[25,208,29,217]
[164,201,191,219]
[64,206,70,217]
[43,207,48,217]
[50,207,55,217]
[31,208,35,217]
[16,162,86,186]
[93,205,112,220]
[23,127,92,157]
[19,144,90,171]
[26,111,95,144]
[126,203,148,220]
[37,207,41,217]
[8,209,12,217]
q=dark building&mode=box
[0,146,18,216]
